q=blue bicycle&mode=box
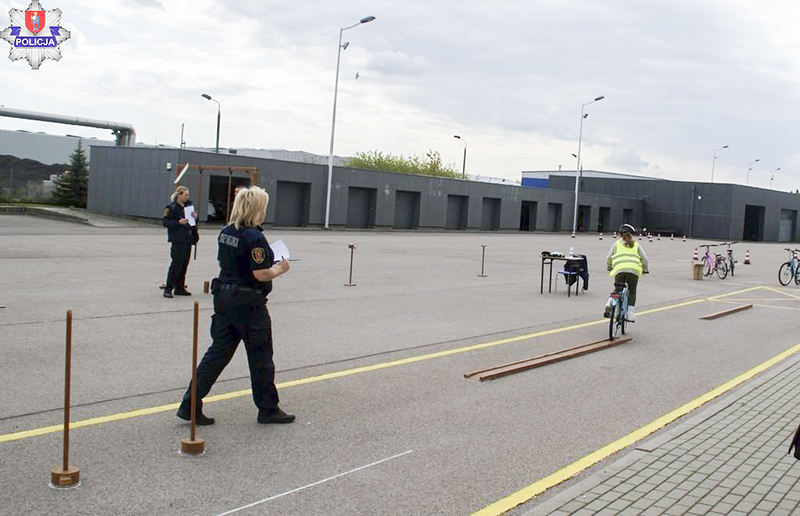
[607,282,629,340]
[778,248,800,286]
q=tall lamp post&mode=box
[771,167,780,189]
[572,95,604,233]
[324,15,376,229]
[746,159,760,186]
[201,94,221,154]
[710,145,728,183]
[453,135,467,179]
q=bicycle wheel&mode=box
[609,301,620,340]
[716,260,728,279]
[703,258,713,276]
[795,267,800,285]
[779,262,793,286]
[621,304,627,335]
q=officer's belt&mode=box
[218,283,265,294]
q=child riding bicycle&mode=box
[605,224,649,322]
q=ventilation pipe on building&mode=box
[0,106,136,146]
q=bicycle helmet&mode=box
[619,224,636,235]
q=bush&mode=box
[345,149,462,179]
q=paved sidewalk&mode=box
[525,354,800,515]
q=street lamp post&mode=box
[771,167,780,189]
[201,94,220,154]
[746,159,760,186]
[710,145,729,183]
[572,96,604,234]
[453,135,467,179]
[324,15,376,229]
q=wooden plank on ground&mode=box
[464,337,633,382]
[700,304,753,320]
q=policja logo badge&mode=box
[251,248,265,264]
[0,0,70,70]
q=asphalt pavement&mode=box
[2,215,799,515]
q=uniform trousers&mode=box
[180,288,279,415]
[166,242,192,292]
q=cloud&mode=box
[367,50,430,76]
[130,0,164,8]
[603,148,650,172]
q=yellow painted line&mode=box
[744,304,800,312]
[713,298,799,302]
[472,340,800,516]
[706,285,764,301]
[0,293,714,445]
[763,286,800,300]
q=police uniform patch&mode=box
[163,208,170,217]
[251,247,266,264]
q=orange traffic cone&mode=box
[693,248,699,261]
[744,250,751,264]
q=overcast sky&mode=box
[1,0,799,190]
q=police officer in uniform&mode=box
[162,185,198,298]
[176,186,294,425]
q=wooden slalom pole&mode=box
[345,244,357,287]
[180,301,205,456]
[50,310,80,488]
[478,245,488,277]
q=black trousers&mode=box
[180,288,279,415]
[614,272,639,306]
[166,243,191,291]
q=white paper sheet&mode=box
[270,239,290,262]
[184,205,196,227]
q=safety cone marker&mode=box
[744,250,751,265]
[671,234,674,241]
[571,231,576,238]
[599,232,603,240]
[658,234,661,241]
[693,248,699,261]
[683,235,686,242]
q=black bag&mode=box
[788,423,800,459]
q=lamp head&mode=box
[453,135,461,140]
[360,16,376,24]
[594,96,605,101]
[201,93,212,100]
[722,145,729,149]
[583,113,589,119]
[341,41,349,50]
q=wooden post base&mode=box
[50,466,80,488]
[180,438,205,456]
[203,281,210,294]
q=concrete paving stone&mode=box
[547,511,571,516]
[686,504,714,515]
[572,509,600,516]
[747,510,771,516]
[708,501,735,514]
[706,472,727,482]
[618,509,642,516]
[651,497,675,510]
[697,479,718,490]
[763,490,785,503]
[594,509,620,516]
[739,477,760,488]
[750,483,771,495]
[663,505,688,516]
[719,494,744,506]
[588,485,613,497]
[783,489,800,502]
[557,500,588,513]
[754,500,778,513]
[629,498,653,511]
[776,500,800,512]
[742,492,765,505]
[732,501,757,513]
[641,507,664,516]
[583,499,610,512]
[597,491,620,503]
[698,494,723,507]
[605,499,632,512]
[620,490,644,503]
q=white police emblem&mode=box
[0,0,70,70]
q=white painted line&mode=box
[216,450,414,516]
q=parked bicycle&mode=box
[606,282,629,340]
[778,248,800,286]
[699,244,728,279]
[721,241,738,277]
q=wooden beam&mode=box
[700,304,753,320]
[464,337,633,382]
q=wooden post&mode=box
[50,310,80,488]
[203,281,210,294]
[478,245,488,277]
[345,245,357,287]
[180,302,205,456]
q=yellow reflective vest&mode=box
[609,239,643,277]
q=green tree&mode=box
[53,141,89,207]
[345,149,461,179]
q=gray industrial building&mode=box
[87,147,642,233]
[548,176,800,242]
[85,146,799,241]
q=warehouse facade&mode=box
[87,147,642,233]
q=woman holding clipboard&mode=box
[162,185,198,298]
